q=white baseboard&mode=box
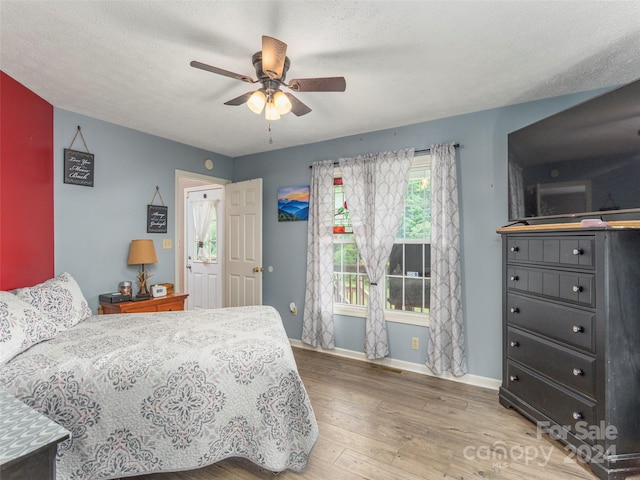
[289,338,501,391]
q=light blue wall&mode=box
[52,89,606,381]
[53,109,233,311]
[232,89,605,380]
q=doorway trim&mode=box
[174,169,230,295]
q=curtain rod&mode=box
[309,143,460,168]
[416,143,460,155]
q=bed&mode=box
[0,274,318,480]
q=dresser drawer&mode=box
[156,299,184,312]
[505,362,597,443]
[507,327,596,398]
[507,236,594,268]
[506,293,595,352]
[507,266,594,307]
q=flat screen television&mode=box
[508,77,640,223]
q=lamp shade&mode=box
[247,90,266,114]
[273,91,292,115]
[127,239,158,265]
[265,101,281,121]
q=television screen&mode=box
[508,77,640,222]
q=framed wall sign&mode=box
[147,205,168,233]
[63,148,94,187]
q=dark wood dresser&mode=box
[498,222,640,480]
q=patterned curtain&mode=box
[302,159,336,349]
[192,199,218,261]
[508,154,525,219]
[426,142,467,376]
[339,148,414,360]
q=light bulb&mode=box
[247,90,266,114]
[265,101,281,121]
[273,91,292,115]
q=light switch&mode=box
[162,238,172,249]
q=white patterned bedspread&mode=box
[0,305,318,479]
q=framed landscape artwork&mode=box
[278,185,309,221]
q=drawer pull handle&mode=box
[572,368,584,376]
[509,375,519,382]
[572,248,583,256]
[572,412,583,420]
[510,246,519,252]
[510,341,519,348]
[572,325,584,333]
[572,285,583,293]
[510,275,519,282]
[510,307,519,314]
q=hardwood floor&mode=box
[133,347,596,480]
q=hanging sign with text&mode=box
[63,149,94,187]
[147,204,168,233]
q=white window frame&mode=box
[332,154,431,327]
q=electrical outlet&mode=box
[411,337,419,350]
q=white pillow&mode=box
[14,272,92,329]
[0,291,60,366]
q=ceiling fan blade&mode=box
[285,93,312,116]
[223,91,256,106]
[190,60,255,83]
[262,35,287,79]
[288,77,346,92]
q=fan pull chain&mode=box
[268,123,273,144]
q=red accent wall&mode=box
[0,71,54,290]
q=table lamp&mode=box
[127,239,158,299]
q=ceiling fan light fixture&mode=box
[247,90,266,114]
[265,101,281,121]
[191,34,346,120]
[273,90,292,115]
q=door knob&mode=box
[252,266,264,273]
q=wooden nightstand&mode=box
[100,293,188,314]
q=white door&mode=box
[186,186,224,310]
[226,178,263,307]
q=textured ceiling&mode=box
[1,1,639,158]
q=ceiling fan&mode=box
[190,35,346,120]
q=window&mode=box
[332,156,431,324]
[194,217,218,262]
[192,200,218,262]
